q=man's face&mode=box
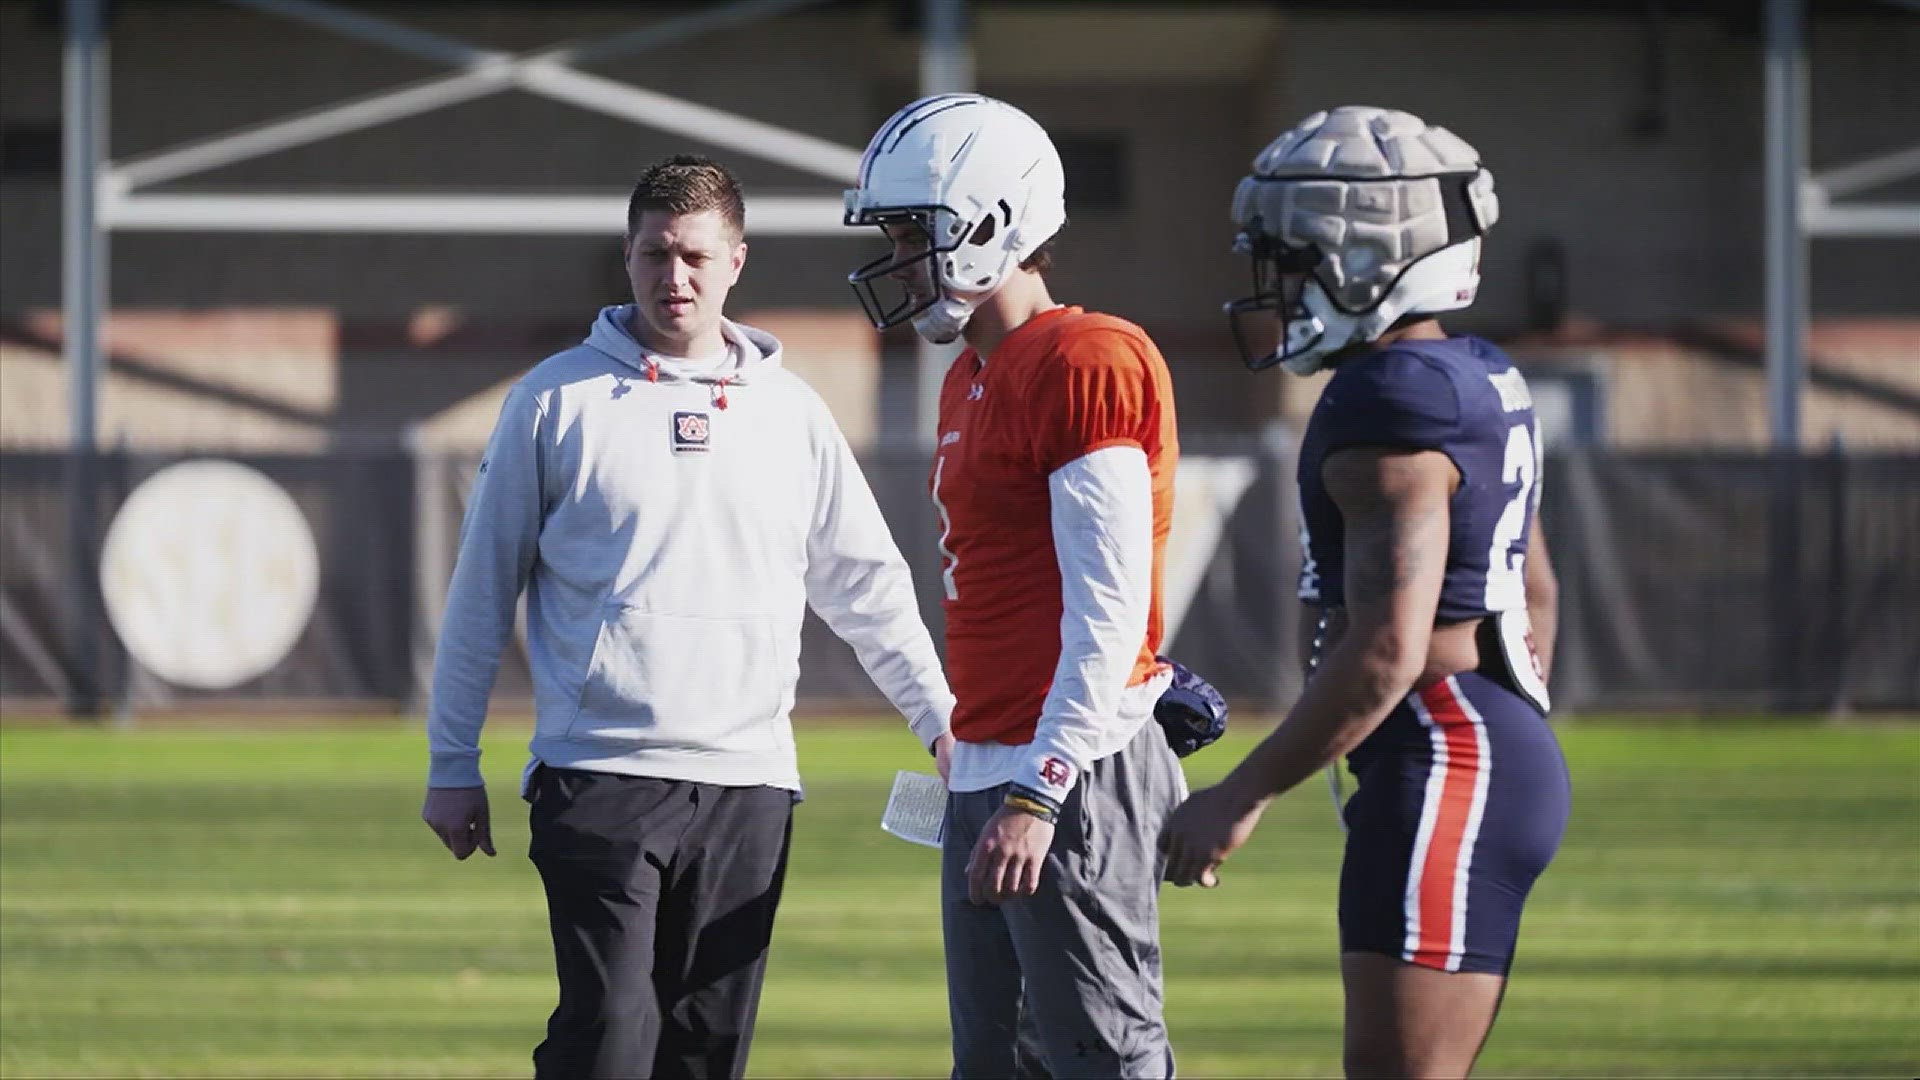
[882,220,937,307]
[624,208,746,355]
[1236,266,1313,360]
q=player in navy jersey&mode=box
[1160,107,1569,1078]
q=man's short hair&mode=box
[627,155,746,240]
[1019,237,1057,274]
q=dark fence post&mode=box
[1826,436,1850,715]
[64,444,101,718]
[1766,448,1804,710]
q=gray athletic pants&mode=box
[942,720,1186,1079]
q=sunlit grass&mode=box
[2,718,1915,1076]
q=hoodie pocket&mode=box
[564,606,783,753]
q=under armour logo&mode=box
[967,383,984,401]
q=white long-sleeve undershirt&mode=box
[946,443,1171,796]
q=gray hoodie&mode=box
[427,305,953,792]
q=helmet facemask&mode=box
[846,199,1023,345]
[1224,227,1329,373]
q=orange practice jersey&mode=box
[931,306,1179,746]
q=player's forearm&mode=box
[1232,446,1450,803]
[1524,556,1559,683]
[1219,628,1418,806]
[1296,605,1324,677]
[1020,447,1155,802]
[1523,516,1558,681]
[1526,588,1558,683]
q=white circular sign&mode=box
[99,460,320,690]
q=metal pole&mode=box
[1763,0,1806,452]
[920,0,973,95]
[1763,0,1809,710]
[63,0,106,718]
[915,0,972,446]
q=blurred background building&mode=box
[2,0,1916,716]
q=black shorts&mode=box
[1338,672,1571,976]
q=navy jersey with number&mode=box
[1296,336,1540,623]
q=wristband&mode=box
[1004,785,1061,824]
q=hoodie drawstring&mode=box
[712,376,732,411]
[645,359,659,383]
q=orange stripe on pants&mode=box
[1409,679,1483,971]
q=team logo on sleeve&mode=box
[1038,757,1074,789]
[671,410,711,453]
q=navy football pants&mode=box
[1339,672,1571,976]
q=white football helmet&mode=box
[844,94,1067,344]
[1226,106,1500,375]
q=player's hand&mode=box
[966,805,1055,906]
[422,786,495,860]
[1159,779,1267,888]
[932,732,955,784]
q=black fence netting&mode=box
[2,444,1914,714]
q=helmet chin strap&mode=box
[911,295,977,345]
[910,230,1053,345]
[911,260,1003,345]
[1273,279,1350,376]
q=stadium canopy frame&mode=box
[1763,0,1920,450]
[56,0,974,715]
[63,0,1920,457]
[96,0,865,234]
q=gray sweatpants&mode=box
[942,720,1187,1079]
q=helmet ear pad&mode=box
[1271,237,1487,376]
[935,205,1015,295]
[908,212,1016,344]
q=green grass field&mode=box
[1,718,1916,1078]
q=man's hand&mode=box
[422,786,495,860]
[966,805,1056,906]
[1159,779,1268,888]
[933,732,955,783]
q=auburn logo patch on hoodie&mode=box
[672,410,711,453]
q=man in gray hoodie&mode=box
[421,155,956,1080]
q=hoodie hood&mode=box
[584,304,784,385]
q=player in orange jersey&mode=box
[845,94,1185,1078]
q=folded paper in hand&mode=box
[880,770,947,848]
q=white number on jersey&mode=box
[1484,420,1539,611]
[1295,503,1321,602]
[931,454,959,601]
